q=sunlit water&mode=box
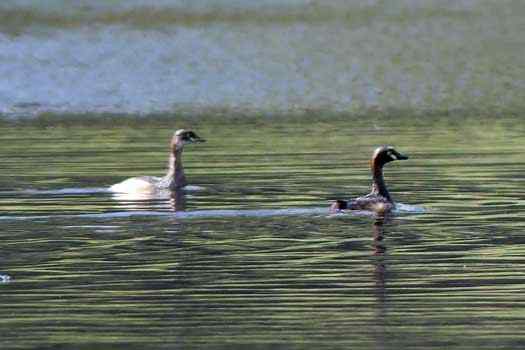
[1,116,525,349]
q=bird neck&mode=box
[370,159,392,202]
[163,147,186,190]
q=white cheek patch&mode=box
[387,150,398,160]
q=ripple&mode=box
[0,274,11,283]
[0,204,427,221]
[0,188,110,195]
[395,202,426,213]
[0,208,330,221]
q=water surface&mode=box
[1,116,525,349]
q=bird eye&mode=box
[387,150,397,160]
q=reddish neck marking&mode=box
[370,157,392,202]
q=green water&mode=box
[1,115,525,349]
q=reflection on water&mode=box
[371,217,388,350]
[1,1,524,117]
[0,273,11,283]
[112,188,187,212]
[2,117,525,349]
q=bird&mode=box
[330,146,408,214]
[109,129,205,194]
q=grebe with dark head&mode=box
[330,146,408,213]
[110,129,205,193]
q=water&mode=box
[1,0,525,117]
[1,116,525,349]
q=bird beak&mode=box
[397,153,408,160]
[188,133,206,143]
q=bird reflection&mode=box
[372,215,389,255]
[169,190,186,212]
[371,215,391,350]
[372,216,388,298]
[111,189,186,212]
